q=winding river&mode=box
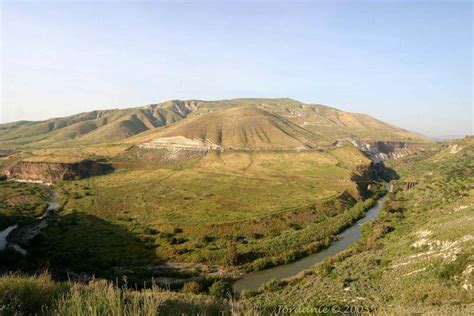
[233,186,388,294]
[1,180,387,292]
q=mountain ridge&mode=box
[0,98,429,149]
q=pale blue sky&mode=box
[1,1,472,137]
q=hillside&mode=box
[0,98,427,149]
[0,101,200,148]
[132,106,329,149]
[243,137,474,313]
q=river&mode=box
[233,186,388,294]
[1,181,386,290]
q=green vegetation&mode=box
[0,98,450,314]
[16,146,378,278]
[0,143,387,293]
[0,181,48,229]
[0,273,229,316]
[208,280,233,298]
[243,137,473,313]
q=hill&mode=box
[132,106,329,149]
[0,98,428,149]
[0,101,200,148]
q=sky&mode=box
[1,1,472,137]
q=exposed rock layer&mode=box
[6,160,113,183]
[344,137,427,162]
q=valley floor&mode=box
[1,146,378,282]
[0,138,472,314]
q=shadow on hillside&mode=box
[2,212,162,284]
[351,162,399,198]
[79,159,115,179]
[375,162,400,181]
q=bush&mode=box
[201,235,215,243]
[145,228,160,235]
[166,234,187,245]
[318,259,334,276]
[209,280,233,298]
[181,281,201,294]
[259,279,280,292]
[250,257,274,271]
[436,253,470,281]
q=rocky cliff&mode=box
[6,160,113,183]
[344,137,427,162]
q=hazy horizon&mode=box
[1,1,472,138]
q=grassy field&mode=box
[242,137,473,313]
[63,149,363,225]
[0,145,385,284]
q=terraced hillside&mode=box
[243,137,473,314]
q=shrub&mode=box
[318,259,334,276]
[259,279,280,292]
[251,258,274,271]
[201,235,215,243]
[145,228,160,235]
[224,245,239,265]
[240,289,257,298]
[209,280,233,298]
[181,281,201,294]
[289,223,302,230]
[436,253,470,281]
[165,234,186,245]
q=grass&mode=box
[1,145,384,285]
[243,137,474,313]
[46,147,371,269]
[136,106,329,148]
[0,272,228,316]
[0,180,48,230]
[62,149,365,225]
[0,100,440,314]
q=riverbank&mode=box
[242,138,473,312]
[0,172,387,295]
[233,184,388,294]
